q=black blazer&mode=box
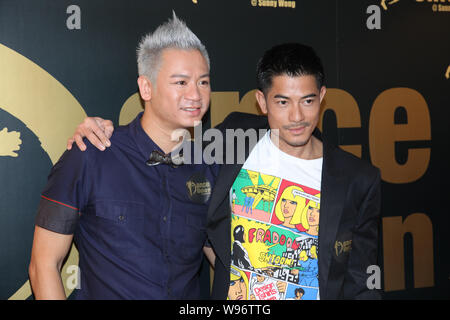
[206,112,382,300]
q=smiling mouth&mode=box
[181,106,202,116]
[181,106,201,111]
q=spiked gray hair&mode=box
[136,12,210,84]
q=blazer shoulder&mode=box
[215,112,268,131]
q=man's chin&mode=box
[281,136,311,148]
[272,130,311,148]
[175,119,203,130]
[184,115,206,128]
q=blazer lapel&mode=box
[318,142,350,299]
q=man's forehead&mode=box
[271,74,317,85]
[160,47,206,63]
[159,48,209,73]
[266,74,320,96]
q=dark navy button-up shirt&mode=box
[35,112,219,299]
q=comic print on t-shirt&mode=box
[228,169,321,300]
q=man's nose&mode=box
[185,83,201,101]
[289,105,305,123]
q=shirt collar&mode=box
[128,112,164,160]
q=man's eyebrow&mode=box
[273,94,290,99]
[274,93,317,99]
[301,93,317,99]
[170,73,210,78]
[170,74,189,78]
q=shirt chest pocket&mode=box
[82,201,146,255]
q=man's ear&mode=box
[255,90,268,115]
[319,86,327,103]
[137,76,152,102]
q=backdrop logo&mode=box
[0,128,21,157]
[380,0,450,12]
[250,0,296,9]
[0,43,87,300]
[368,0,450,29]
[381,0,400,10]
[418,0,450,12]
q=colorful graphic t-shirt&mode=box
[228,131,322,300]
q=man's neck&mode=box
[140,111,185,154]
[270,132,323,160]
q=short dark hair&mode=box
[295,287,305,295]
[256,43,325,94]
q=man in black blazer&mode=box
[206,43,381,300]
[208,113,381,300]
[68,43,381,300]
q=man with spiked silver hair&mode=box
[137,11,210,85]
[29,13,218,299]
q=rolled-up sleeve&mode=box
[35,146,89,235]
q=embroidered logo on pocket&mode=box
[334,239,352,257]
[186,172,211,204]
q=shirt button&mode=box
[118,215,125,221]
[163,216,167,222]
